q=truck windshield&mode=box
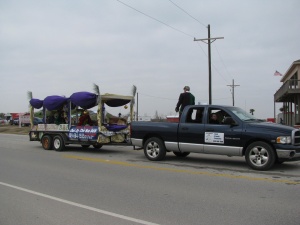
[228,107,258,121]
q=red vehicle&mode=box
[7,113,30,126]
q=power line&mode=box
[116,0,194,38]
[213,43,234,81]
[168,0,207,28]
[194,25,224,104]
[116,0,231,93]
[167,1,231,85]
[139,92,176,101]
[139,92,230,103]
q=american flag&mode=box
[274,70,283,76]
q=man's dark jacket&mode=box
[176,92,195,113]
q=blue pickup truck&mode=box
[130,105,300,170]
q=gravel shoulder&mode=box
[0,124,31,135]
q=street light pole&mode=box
[194,24,224,105]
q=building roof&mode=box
[281,59,300,82]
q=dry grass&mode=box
[0,124,31,135]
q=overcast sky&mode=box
[1,0,299,119]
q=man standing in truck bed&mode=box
[175,86,195,118]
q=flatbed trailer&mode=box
[29,85,136,151]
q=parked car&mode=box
[12,118,19,125]
[33,117,43,125]
[0,118,8,125]
[10,117,43,126]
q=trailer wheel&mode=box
[93,144,103,149]
[144,137,166,161]
[53,135,65,151]
[245,141,275,170]
[173,152,190,157]
[41,135,53,150]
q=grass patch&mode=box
[0,124,31,135]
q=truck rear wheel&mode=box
[245,141,275,170]
[41,135,53,150]
[144,137,166,161]
[53,135,65,151]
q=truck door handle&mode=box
[181,127,189,130]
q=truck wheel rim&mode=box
[146,141,159,158]
[43,139,49,148]
[54,139,60,149]
[249,146,269,166]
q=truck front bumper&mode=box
[276,149,300,161]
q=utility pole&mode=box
[194,24,224,104]
[136,92,139,121]
[227,79,240,106]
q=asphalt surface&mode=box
[1,134,300,225]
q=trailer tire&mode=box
[144,137,166,161]
[41,135,53,150]
[81,145,90,149]
[53,135,65,151]
[93,144,103,149]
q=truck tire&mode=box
[173,152,190,157]
[245,141,275,170]
[41,135,53,150]
[53,135,65,151]
[144,137,166,161]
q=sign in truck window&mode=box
[69,126,98,140]
[205,132,224,144]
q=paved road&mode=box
[1,134,300,225]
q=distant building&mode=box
[166,115,179,122]
[138,115,151,121]
[274,59,300,126]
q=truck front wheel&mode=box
[245,141,275,170]
[144,137,166,161]
[53,135,65,151]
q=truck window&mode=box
[208,108,230,125]
[186,108,204,123]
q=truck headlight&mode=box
[276,136,291,144]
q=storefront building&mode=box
[274,60,300,126]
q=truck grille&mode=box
[292,129,300,145]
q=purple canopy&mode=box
[43,95,69,111]
[30,98,44,109]
[105,124,128,132]
[69,92,98,109]
[105,99,131,107]
[29,91,132,111]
